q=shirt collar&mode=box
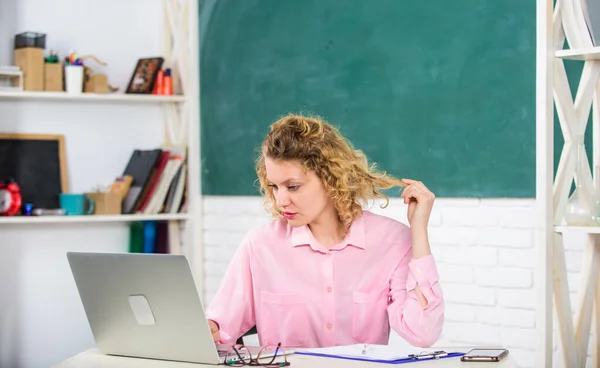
[290,213,366,250]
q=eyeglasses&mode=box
[224,342,291,367]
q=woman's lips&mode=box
[283,212,297,219]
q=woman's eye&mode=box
[268,184,277,190]
[288,186,299,192]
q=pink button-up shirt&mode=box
[206,211,444,348]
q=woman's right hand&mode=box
[208,320,220,342]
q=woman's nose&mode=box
[276,190,291,207]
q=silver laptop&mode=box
[67,251,288,365]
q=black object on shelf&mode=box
[14,32,46,49]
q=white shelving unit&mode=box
[0,90,187,103]
[0,0,203,284]
[0,1,204,366]
[0,213,190,224]
[555,47,600,60]
[537,0,600,366]
[555,225,600,234]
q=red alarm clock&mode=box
[0,180,22,216]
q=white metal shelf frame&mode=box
[537,0,600,366]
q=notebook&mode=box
[121,149,162,213]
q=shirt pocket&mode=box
[259,291,308,348]
[352,288,390,344]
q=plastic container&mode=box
[65,65,84,94]
[163,68,172,95]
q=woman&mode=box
[205,114,443,349]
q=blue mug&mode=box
[60,193,95,215]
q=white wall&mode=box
[202,196,594,368]
[0,1,168,367]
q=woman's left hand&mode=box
[401,178,435,230]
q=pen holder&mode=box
[65,65,83,94]
[45,63,63,91]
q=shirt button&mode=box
[326,324,332,330]
[327,287,332,293]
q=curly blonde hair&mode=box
[255,114,405,233]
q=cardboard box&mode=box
[14,47,44,91]
[85,192,122,215]
[44,63,63,91]
[84,73,108,93]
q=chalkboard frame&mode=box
[0,133,69,193]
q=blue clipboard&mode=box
[295,350,465,364]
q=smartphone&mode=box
[460,348,509,362]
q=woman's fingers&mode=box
[402,184,426,203]
[208,320,220,342]
[401,180,435,203]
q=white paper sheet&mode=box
[297,344,430,362]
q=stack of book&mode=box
[120,145,188,215]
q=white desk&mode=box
[54,348,518,368]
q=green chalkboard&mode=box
[200,0,541,197]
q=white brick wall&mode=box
[201,196,594,368]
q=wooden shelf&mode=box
[554,225,600,234]
[0,91,187,103]
[555,47,600,61]
[0,213,190,224]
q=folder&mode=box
[295,344,464,364]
